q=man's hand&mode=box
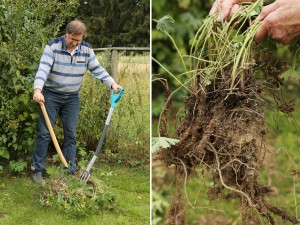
[209,0,300,44]
[33,89,44,104]
[111,83,123,94]
[255,0,300,44]
[209,0,256,21]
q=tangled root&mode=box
[159,73,298,224]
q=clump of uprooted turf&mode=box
[40,172,115,216]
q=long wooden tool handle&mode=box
[40,103,68,168]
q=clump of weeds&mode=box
[40,170,115,217]
[152,1,299,224]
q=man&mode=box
[31,20,122,184]
[209,0,300,44]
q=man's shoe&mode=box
[32,172,44,184]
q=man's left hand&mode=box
[111,83,123,93]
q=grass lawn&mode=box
[0,163,150,225]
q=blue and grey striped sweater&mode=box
[34,36,115,94]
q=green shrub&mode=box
[9,159,28,174]
[0,0,78,173]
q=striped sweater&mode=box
[34,36,115,94]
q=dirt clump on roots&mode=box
[159,72,299,224]
[166,192,186,225]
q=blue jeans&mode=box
[32,89,80,174]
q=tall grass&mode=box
[107,52,150,161]
[77,51,150,164]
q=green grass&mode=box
[0,163,150,225]
[119,54,150,64]
[93,52,150,159]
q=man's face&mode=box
[65,33,84,50]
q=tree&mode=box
[77,0,150,47]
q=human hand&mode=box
[209,0,256,21]
[255,0,300,44]
[33,89,44,104]
[111,83,123,94]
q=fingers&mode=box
[255,3,277,43]
[116,85,123,93]
[219,0,237,21]
[256,2,277,21]
[33,93,45,104]
[111,83,123,94]
[209,1,219,16]
[209,0,254,21]
[209,0,235,20]
[229,4,239,19]
[255,21,268,43]
[113,88,119,94]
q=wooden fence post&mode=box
[111,49,119,80]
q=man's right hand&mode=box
[33,89,44,104]
[255,0,300,44]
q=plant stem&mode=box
[164,31,188,73]
[152,57,192,94]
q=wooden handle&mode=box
[40,103,68,168]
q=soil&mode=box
[159,71,298,225]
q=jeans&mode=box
[31,89,80,174]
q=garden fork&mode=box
[79,88,124,183]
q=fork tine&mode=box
[79,170,90,183]
[85,174,90,183]
[82,174,89,183]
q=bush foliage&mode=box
[0,1,150,173]
[0,0,78,172]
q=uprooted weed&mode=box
[154,1,299,224]
[40,171,115,217]
[160,72,298,224]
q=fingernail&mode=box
[256,15,262,21]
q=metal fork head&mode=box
[79,170,90,183]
